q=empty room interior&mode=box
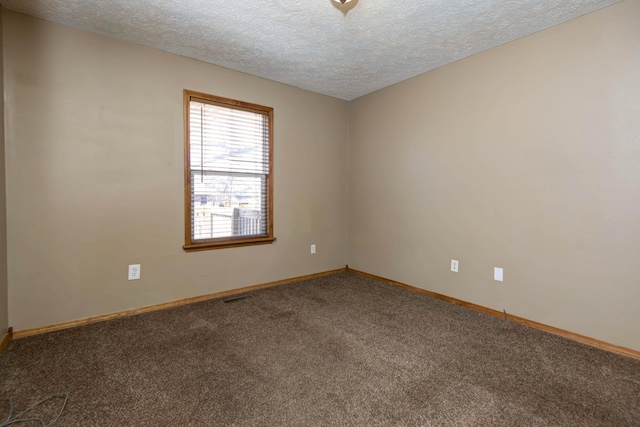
[0,0,639,425]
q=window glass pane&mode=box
[191,171,267,240]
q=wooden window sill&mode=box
[183,237,276,252]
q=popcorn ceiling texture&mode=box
[0,0,620,100]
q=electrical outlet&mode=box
[310,244,316,254]
[451,259,459,272]
[494,267,503,282]
[128,264,141,280]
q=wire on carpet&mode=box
[0,393,68,426]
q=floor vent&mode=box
[222,295,252,304]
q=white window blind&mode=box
[184,91,274,250]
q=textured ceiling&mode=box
[0,0,620,100]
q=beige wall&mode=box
[0,7,8,334]
[3,11,349,330]
[3,2,639,352]
[349,0,640,351]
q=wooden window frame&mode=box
[183,90,275,251]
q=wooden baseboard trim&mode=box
[347,267,640,361]
[13,268,347,339]
[0,327,13,355]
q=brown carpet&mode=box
[1,272,639,426]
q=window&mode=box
[183,90,275,251]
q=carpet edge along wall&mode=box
[345,268,640,361]
[10,269,347,340]
[3,268,639,361]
